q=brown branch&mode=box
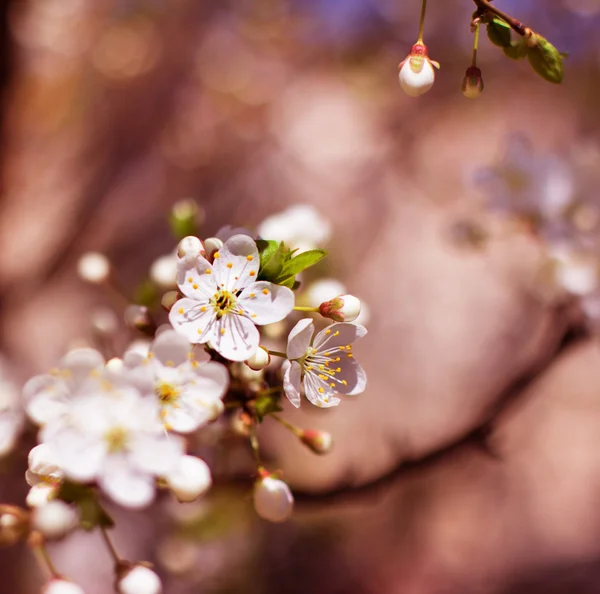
[473,0,529,36]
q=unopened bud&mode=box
[319,294,361,322]
[245,347,270,371]
[169,199,201,240]
[161,290,179,312]
[77,252,110,284]
[462,66,484,99]
[398,43,440,97]
[177,236,205,262]
[124,305,156,335]
[299,429,333,455]
[42,579,86,594]
[526,32,564,84]
[0,505,29,546]
[150,255,177,289]
[164,455,212,503]
[203,237,223,260]
[31,500,78,540]
[253,475,294,523]
[117,564,162,594]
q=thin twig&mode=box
[473,0,528,36]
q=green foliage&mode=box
[486,17,511,48]
[253,391,283,422]
[526,34,564,84]
[57,481,114,530]
[503,39,527,60]
[256,239,327,288]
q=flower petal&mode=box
[169,298,217,344]
[304,372,340,408]
[286,319,314,360]
[177,255,217,299]
[129,433,184,475]
[98,455,155,509]
[212,235,259,291]
[331,358,367,396]
[283,360,302,408]
[313,323,367,351]
[60,348,105,388]
[189,361,229,400]
[210,314,259,361]
[238,282,295,325]
[51,428,107,482]
[150,329,192,367]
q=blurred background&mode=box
[2,0,600,592]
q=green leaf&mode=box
[486,17,511,48]
[256,240,284,281]
[275,249,327,283]
[254,393,283,422]
[526,34,564,84]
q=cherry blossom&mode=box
[283,320,367,408]
[169,234,294,361]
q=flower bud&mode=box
[124,305,156,335]
[117,564,162,594]
[150,255,177,289]
[164,455,212,503]
[31,500,78,540]
[169,199,201,240]
[462,66,484,99]
[318,294,361,322]
[177,236,204,260]
[253,475,294,523]
[160,290,179,312]
[299,429,333,455]
[28,444,62,481]
[77,252,110,284]
[42,579,86,594]
[203,237,224,260]
[0,505,29,546]
[245,347,270,371]
[398,43,440,97]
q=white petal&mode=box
[43,579,86,594]
[52,429,107,482]
[313,322,367,351]
[176,257,217,299]
[304,372,340,408]
[238,282,295,325]
[283,361,302,408]
[286,319,314,360]
[26,390,69,426]
[210,314,260,362]
[60,348,105,387]
[150,330,192,367]
[332,358,367,396]
[129,433,184,475]
[26,484,57,507]
[212,235,259,291]
[98,456,155,509]
[189,361,229,399]
[169,298,217,345]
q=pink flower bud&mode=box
[299,429,333,455]
[462,66,484,99]
[318,294,361,322]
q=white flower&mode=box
[169,234,295,361]
[117,565,162,594]
[42,388,184,509]
[42,579,86,594]
[398,43,439,98]
[77,252,110,284]
[31,500,78,540]
[257,205,331,253]
[120,330,229,433]
[283,320,367,408]
[23,348,105,427]
[253,476,294,523]
[26,444,63,507]
[164,455,212,502]
[0,377,23,457]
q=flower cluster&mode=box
[1,203,368,593]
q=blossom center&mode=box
[210,290,237,319]
[156,381,180,404]
[105,426,129,453]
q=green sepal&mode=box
[486,17,511,48]
[526,34,564,84]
